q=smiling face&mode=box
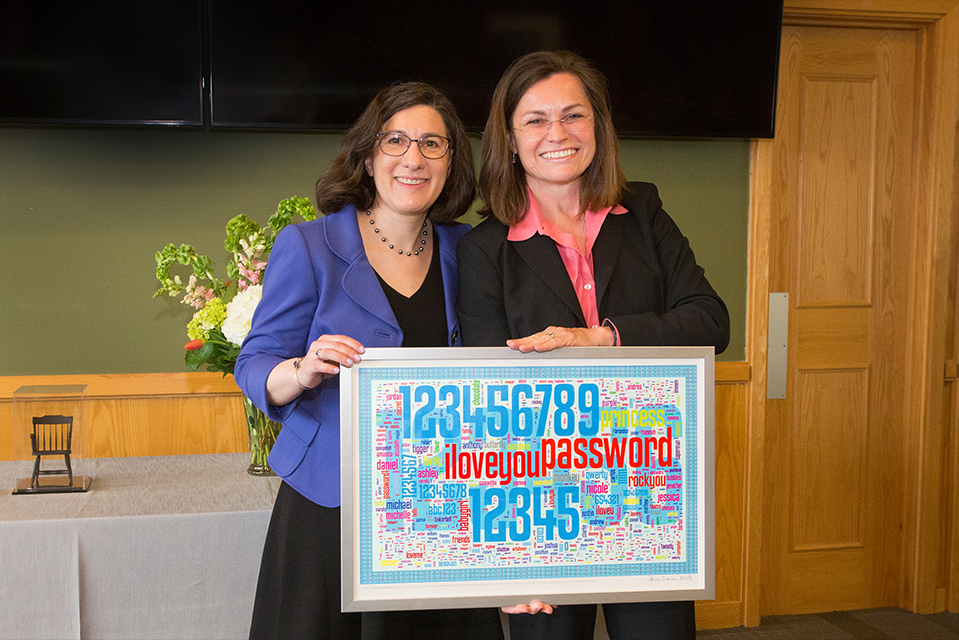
[510,72,596,194]
[366,104,451,219]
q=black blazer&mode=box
[456,182,730,351]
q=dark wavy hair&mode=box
[315,82,475,225]
[479,51,627,225]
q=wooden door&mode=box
[759,23,920,614]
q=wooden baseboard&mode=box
[696,600,745,630]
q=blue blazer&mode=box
[234,205,469,507]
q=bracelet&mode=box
[292,357,311,391]
[601,318,620,346]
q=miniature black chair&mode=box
[30,415,74,489]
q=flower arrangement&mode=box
[154,196,317,375]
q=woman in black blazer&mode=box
[456,51,729,640]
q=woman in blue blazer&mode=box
[456,52,729,640]
[236,82,503,640]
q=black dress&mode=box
[249,235,504,640]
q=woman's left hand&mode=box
[506,325,615,353]
[501,600,554,615]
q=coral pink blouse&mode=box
[507,191,626,343]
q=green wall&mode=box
[0,128,747,376]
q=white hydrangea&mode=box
[222,284,262,347]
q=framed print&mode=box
[340,346,714,612]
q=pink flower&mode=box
[238,264,264,291]
[183,284,214,309]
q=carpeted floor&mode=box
[696,607,959,640]
[501,606,959,639]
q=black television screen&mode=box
[209,0,782,138]
[0,0,204,128]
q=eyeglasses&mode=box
[513,113,594,137]
[375,132,452,159]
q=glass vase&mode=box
[242,395,281,476]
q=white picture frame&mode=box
[340,346,715,612]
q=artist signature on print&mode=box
[649,574,693,583]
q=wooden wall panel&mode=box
[696,365,750,630]
[792,369,869,551]
[798,76,875,306]
[0,373,247,461]
[948,363,959,611]
[86,395,247,458]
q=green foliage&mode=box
[154,196,318,376]
[184,327,240,375]
[269,196,317,241]
[153,243,229,299]
[225,197,317,285]
[225,215,262,254]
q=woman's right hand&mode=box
[501,600,554,615]
[301,334,366,384]
[266,334,365,406]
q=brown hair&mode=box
[479,51,627,225]
[315,82,476,225]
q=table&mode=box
[0,454,280,640]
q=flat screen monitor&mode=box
[209,0,783,138]
[0,0,205,128]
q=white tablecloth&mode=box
[0,454,280,640]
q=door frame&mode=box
[744,0,959,624]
